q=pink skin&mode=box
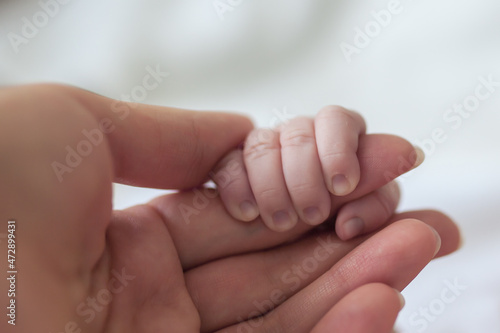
[0,85,460,333]
[335,181,401,240]
[278,117,332,226]
[213,105,408,235]
[243,128,299,231]
[310,283,404,333]
[211,149,259,221]
[209,218,443,333]
[314,106,366,196]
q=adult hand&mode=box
[0,85,460,333]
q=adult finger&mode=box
[311,283,404,333]
[149,134,419,268]
[334,146,423,240]
[187,210,460,331]
[335,181,401,241]
[388,209,462,258]
[0,83,252,297]
[214,219,440,333]
[189,229,362,332]
[62,84,254,189]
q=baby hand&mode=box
[211,106,413,236]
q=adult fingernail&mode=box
[393,289,405,310]
[342,217,365,239]
[303,206,322,225]
[272,210,296,231]
[457,232,465,251]
[412,146,425,169]
[431,226,442,257]
[239,201,259,221]
[332,174,351,196]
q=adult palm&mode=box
[0,85,460,333]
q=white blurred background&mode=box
[1,0,499,331]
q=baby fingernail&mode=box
[239,201,259,221]
[342,217,364,239]
[272,210,295,231]
[304,206,322,225]
[332,174,351,196]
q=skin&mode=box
[0,84,461,333]
[214,108,365,231]
[213,107,418,237]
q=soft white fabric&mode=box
[1,0,499,331]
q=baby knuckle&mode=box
[320,148,351,164]
[244,129,279,160]
[257,187,282,200]
[280,128,315,147]
[288,182,317,197]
